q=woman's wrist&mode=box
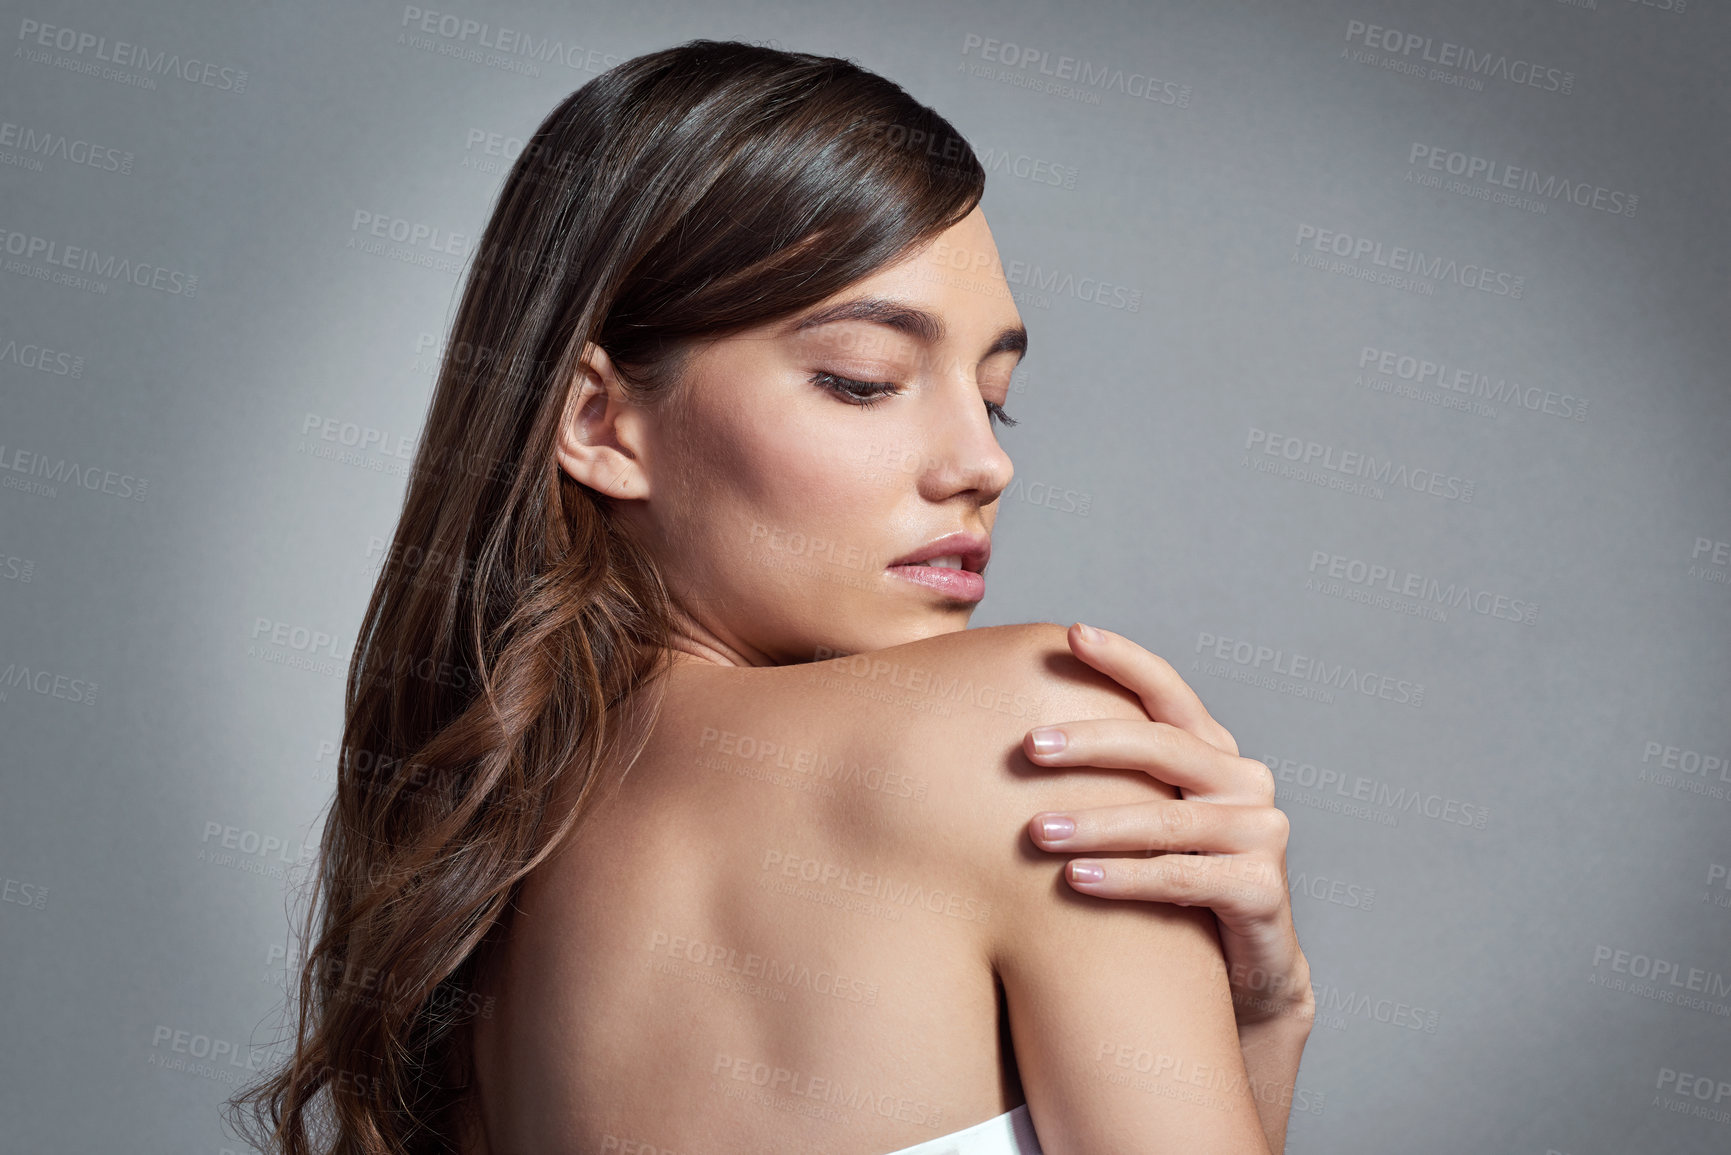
[1233,969,1316,1034]
[1239,994,1315,1038]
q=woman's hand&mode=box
[1023,623,1315,1030]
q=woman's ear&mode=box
[553,342,652,499]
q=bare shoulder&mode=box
[813,625,1264,1149]
[788,621,1182,889]
[646,628,1260,1147]
[656,622,1185,913]
[797,621,1155,736]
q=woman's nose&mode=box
[916,381,1014,505]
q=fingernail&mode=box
[1069,861,1104,884]
[1075,622,1102,642]
[1029,727,1067,755]
[1038,815,1075,841]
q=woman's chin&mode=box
[802,616,974,660]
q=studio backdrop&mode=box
[1,1,1727,1152]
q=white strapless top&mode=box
[879,1104,1043,1155]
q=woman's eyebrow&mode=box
[789,296,1028,360]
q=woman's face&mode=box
[613,206,1026,667]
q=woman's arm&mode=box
[910,623,1276,1153]
[1021,624,1313,1150]
[993,866,1272,1153]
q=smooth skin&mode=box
[1026,623,1315,1151]
[472,205,1312,1153]
[470,623,1276,1154]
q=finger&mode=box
[1029,799,1288,856]
[1063,851,1288,919]
[1067,623,1237,755]
[1022,718,1274,801]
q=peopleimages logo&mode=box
[1294,224,1525,298]
[1654,1065,1731,1127]
[958,34,1191,108]
[1259,750,1491,831]
[1407,143,1638,217]
[1193,630,1425,708]
[1244,427,1477,505]
[1690,537,1731,589]
[0,225,198,296]
[924,236,1143,313]
[1356,346,1589,422]
[0,442,149,501]
[16,17,250,92]
[1591,944,1731,1004]
[1309,980,1441,1033]
[1341,19,1574,95]
[0,660,97,706]
[0,333,83,378]
[0,118,134,175]
[1307,550,1538,626]
[976,146,1079,190]
[396,7,624,75]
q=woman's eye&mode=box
[810,371,900,407]
[810,371,1017,429]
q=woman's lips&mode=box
[886,560,985,602]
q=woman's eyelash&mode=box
[809,371,1018,428]
[810,371,899,407]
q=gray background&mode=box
[2,1,1727,1151]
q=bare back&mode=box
[466,623,1248,1154]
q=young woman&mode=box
[231,40,1313,1155]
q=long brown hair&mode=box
[227,38,985,1155]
